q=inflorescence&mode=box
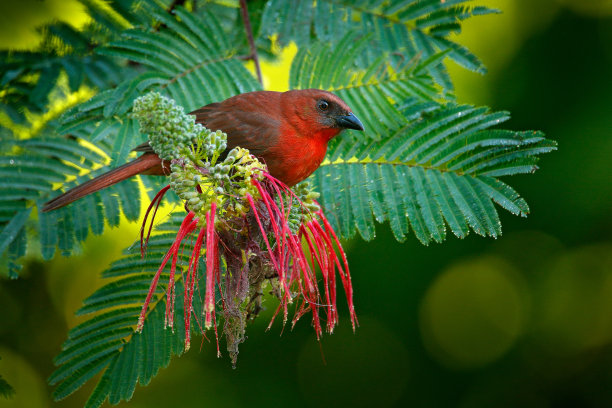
[131,92,356,365]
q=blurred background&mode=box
[1,0,612,406]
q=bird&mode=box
[42,89,364,212]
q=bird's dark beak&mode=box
[336,112,365,131]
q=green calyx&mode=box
[132,92,265,221]
[169,146,264,221]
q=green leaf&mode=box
[50,215,196,406]
[0,358,15,399]
[290,32,441,141]
[112,118,138,165]
[32,2,558,406]
[262,0,492,88]
[0,209,31,256]
[312,103,556,243]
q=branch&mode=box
[239,0,263,86]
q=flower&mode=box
[132,92,357,366]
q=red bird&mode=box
[42,89,364,212]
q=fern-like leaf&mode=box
[261,0,498,89]
[290,32,443,140]
[313,102,556,243]
[283,32,556,243]
[49,218,203,407]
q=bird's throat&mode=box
[267,134,329,186]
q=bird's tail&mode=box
[42,154,163,212]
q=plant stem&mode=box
[239,0,263,86]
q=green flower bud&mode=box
[182,191,198,199]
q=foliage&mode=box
[0,0,137,126]
[0,357,15,399]
[0,0,556,405]
[48,217,193,405]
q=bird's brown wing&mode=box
[190,102,281,157]
[131,99,281,157]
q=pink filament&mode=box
[245,193,280,272]
[141,174,357,351]
[165,216,199,329]
[316,210,357,330]
[204,202,218,329]
[137,211,196,333]
[184,226,206,350]
[140,185,171,257]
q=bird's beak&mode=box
[336,112,365,131]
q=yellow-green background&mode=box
[1,0,612,406]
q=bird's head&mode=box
[282,89,365,141]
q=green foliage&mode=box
[289,31,555,243]
[0,135,140,274]
[0,357,15,399]
[0,0,139,125]
[1,1,260,271]
[0,0,557,404]
[49,215,197,407]
[289,31,443,139]
[314,101,555,243]
[261,0,498,89]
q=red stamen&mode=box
[166,216,198,329]
[307,221,335,331]
[137,211,195,332]
[246,194,279,272]
[252,180,284,273]
[141,185,171,257]
[289,232,316,293]
[184,226,206,350]
[316,210,357,330]
[204,202,218,329]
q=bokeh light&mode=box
[420,257,528,369]
[534,244,612,354]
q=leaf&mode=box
[111,118,138,164]
[311,103,557,243]
[0,0,133,124]
[0,358,15,399]
[0,209,32,256]
[0,2,266,265]
[34,1,559,406]
[50,215,197,406]
[93,5,261,115]
[262,0,495,88]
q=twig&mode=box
[239,0,263,86]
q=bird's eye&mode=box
[317,100,329,112]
